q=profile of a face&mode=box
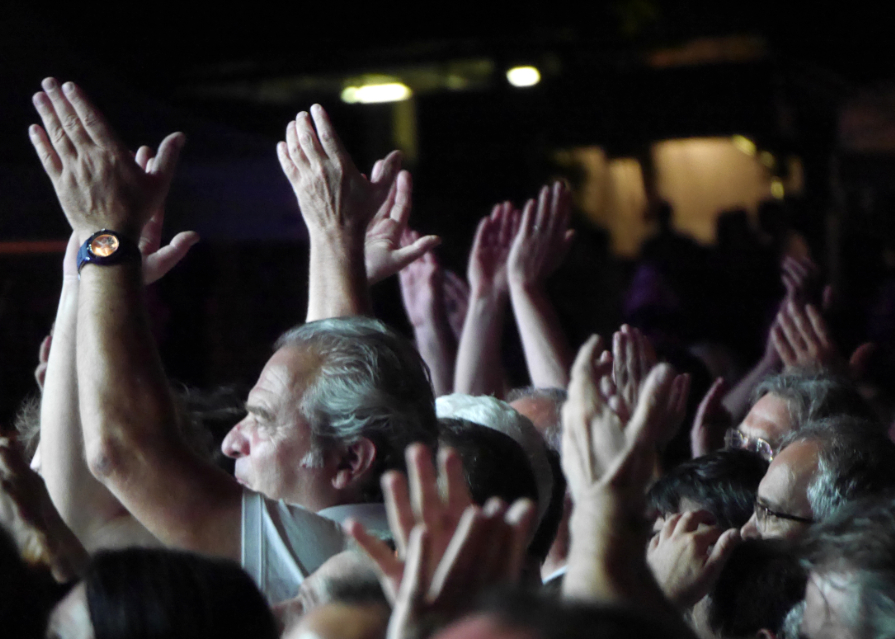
[740,440,819,540]
[735,393,796,458]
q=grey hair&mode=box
[753,371,873,433]
[276,317,438,500]
[779,417,895,522]
[780,600,805,639]
[799,497,895,639]
[506,386,567,452]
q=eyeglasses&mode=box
[725,428,775,461]
[754,498,815,529]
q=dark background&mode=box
[1,0,894,426]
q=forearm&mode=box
[509,283,572,388]
[306,230,371,321]
[412,318,456,397]
[453,288,507,397]
[77,263,239,558]
[40,278,129,545]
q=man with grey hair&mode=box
[796,497,895,639]
[741,417,895,540]
[728,371,872,461]
[27,78,438,603]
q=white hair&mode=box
[435,393,553,527]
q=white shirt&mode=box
[240,490,389,603]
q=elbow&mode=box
[85,436,127,482]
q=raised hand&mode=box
[133,146,199,284]
[348,444,534,638]
[690,377,732,458]
[647,511,740,608]
[507,181,574,288]
[467,202,520,296]
[610,325,658,423]
[561,336,680,606]
[30,78,184,242]
[771,300,844,373]
[399,232,445,330]
[365,170,440,284]
[382,499,534,639]
[277,104,401,239]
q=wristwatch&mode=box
[77,230,141,275]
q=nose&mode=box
[222,420,250,459]
[741,512,760,539]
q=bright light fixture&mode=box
[732,134,756,156]
[506,66,540,87]
[341,83,412,104]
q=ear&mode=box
[331,438,377,492]
[756,629,777,639]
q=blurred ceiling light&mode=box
[506,66,540,87]
[732,135,756,156]
[341,83,412,104]
[760,151,776,169]
[771,178,785,199]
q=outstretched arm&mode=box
[560,336,697,636]
[277,105,401,321]
[30,78,241,560]
[507,182,575,388]
[38,146,198,552]
[453,203,518,396]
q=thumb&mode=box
[143,231,199,284]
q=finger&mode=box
[551,180,570,229]
[439,447,473,517]
[276,141,301,183]
[309,104,352,167]
[32,91,77,159]
[518,198,537,237]
[391,235,442,273]
[135,145,153,171]
[535,185,551,230]
[805,304,832,348]
[429,507,483,598]
[28,125,63,177]
[628,363,677,448]
[371,178,399,225]
[671,373,691,422]
[371,159,384,182]
[771,323,797,366]
[383,471,415,556]
[675,510,716,534]
[470,215,492,256]
[778,304,807,353]
[345,518,403,579]
[660,512,684,542]
[42,77,92,146]
[143,231,200,284]
[399,524,429,608]
[295,111,327,166]
[150,132,186,191]
[502,499,536,580]
[60,81,120,147]
[138,210,164,255]
[390,171,413,227]
[284,121,309,170]
[407,444,441,529]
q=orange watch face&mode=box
[90,233,119,257]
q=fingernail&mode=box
[62,82,74,94]
[42,77,58,91]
